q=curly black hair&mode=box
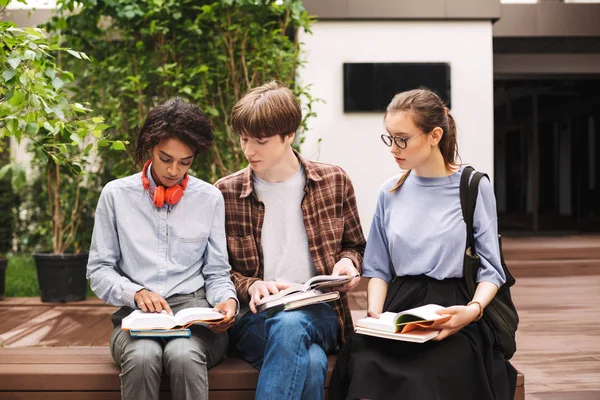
[134,98,214,166]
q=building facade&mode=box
[301,0,600,235]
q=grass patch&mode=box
[5,255,38,297]
[3,254,95,298]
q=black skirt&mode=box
[330,275,517,400]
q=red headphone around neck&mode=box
[141,160,189,208]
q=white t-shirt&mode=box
[254,165,316,284]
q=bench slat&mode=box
[0,356,336,391]
[0,347,523,397]
[0,391,258,400]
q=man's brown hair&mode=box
[231,81,302,139]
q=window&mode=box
[343,63,451,112]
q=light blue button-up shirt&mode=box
[87,164,237,310]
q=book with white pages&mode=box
[255,274,355,313]
[355,304,451,334]
[121,307,224,331]
[354,326,440,343]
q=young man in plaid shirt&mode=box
[215,81,366,400]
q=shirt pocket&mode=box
[174,235,209,267]
[320,217,344,266]
[226,235,259,274]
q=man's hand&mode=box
[247,280,291,314]
[134,289,173,315]
[432,304,480,341]
[209,298,238,334]
[331,257,360,292]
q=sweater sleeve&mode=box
[362,188,394,283]
[472,177,506,288]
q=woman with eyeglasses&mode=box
[329,89,516,400]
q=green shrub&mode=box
[0,138,14,255]
[50,0,316,182]
[1,0,126,254]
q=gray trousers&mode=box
[110,289,228,400]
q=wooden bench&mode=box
[0,347,524,399]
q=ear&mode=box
[285,131,296,145]
[430,127,444,146]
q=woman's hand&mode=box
[209,298,238,333]
[366,278,388,320]
[432,304,480,341]
[134,289,173,315]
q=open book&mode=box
[354,304,451,343]
[121,307,224,330]
[255,274,355,313]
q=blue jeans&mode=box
[230,303,340,400]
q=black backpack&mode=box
[460,166,519,359]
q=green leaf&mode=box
[51,106,64,118]
[70,133,81,143]
[25,123,38,135]
[23,50,36,60]
[7,119,19,138]
[43,121,57,134]
[66,49,82,59]
[24,27,45,38]
[72,103,92,113]
[98,139,109,147]
[11,165,26,192]
[44,68,56,79]
[50,154,60,165]
[2,70,16,82]
[111,141,126,151]
[0,0,10,8]
[8,91,25,107]
[0,164,11,181]
[7,57,21,70]
[84,143,94,154]
[52,77,64,90]
[93,123,110,137]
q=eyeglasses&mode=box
[380,132,424,149]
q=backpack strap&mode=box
[459,166,489,252]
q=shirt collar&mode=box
[239,149,323,199]
[146,162,158,193]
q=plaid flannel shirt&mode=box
[215,152,366,342]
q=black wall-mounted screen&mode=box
[343,63,451,112]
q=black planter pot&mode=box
[0,257,6,301]
[33,252,88,303]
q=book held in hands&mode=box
[355,304,451,343]
[255,274,357,313]
[122,307,225,332]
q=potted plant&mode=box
[0,138,15,300]
[0,0,126,302]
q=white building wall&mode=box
[298,21,495,234]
